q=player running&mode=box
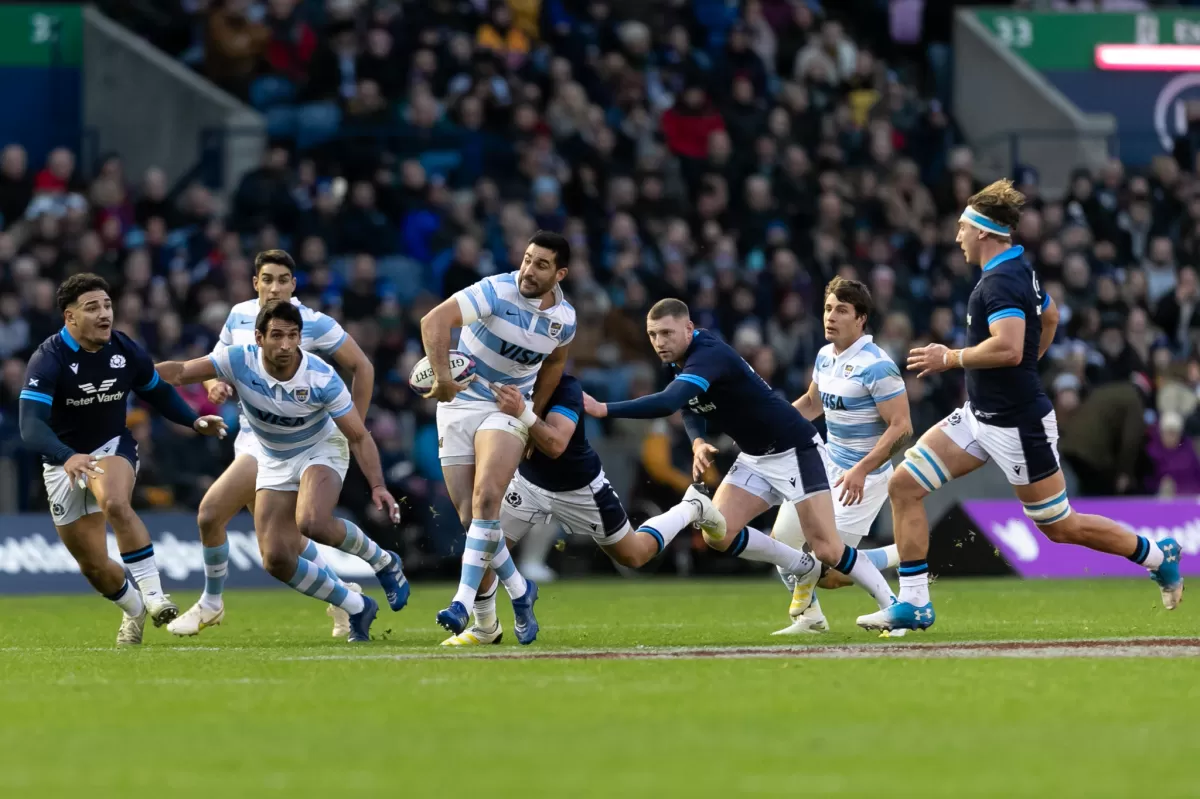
[858,179,1184,634]
[420,231,574,643]
[583,299,897,616]
[772,277,907,635]
[18,274,228,645]
[156,300,407,642]
[442,373,714,645]
[164,249,375,638]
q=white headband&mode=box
[959,206,1011,237]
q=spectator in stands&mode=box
[205,0,269,101]
[0,145,31,229]
[1145,411,1200,497]
[1060,374,1150,496]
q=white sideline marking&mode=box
[282,637,1200,662]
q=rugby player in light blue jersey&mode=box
[420,231,576,644]
[772,277,908,636]
[860,179,1183,634]
[162,249,376,638]
[157,300,408,642]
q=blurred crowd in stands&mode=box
[7,0,1200,567]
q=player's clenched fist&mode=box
[208,381,234,404]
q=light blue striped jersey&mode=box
[215,297,347,355]
[214,298,348,431]
[209,345,353,460]
[451,272,576,403]
[812,335,905,474]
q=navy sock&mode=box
[1128,536,1151,564]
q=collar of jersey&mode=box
[59,327,81,352]
[672,328,702,368]
[258,348,309,389]
[833,334,872,363]
[981,245,1024,272]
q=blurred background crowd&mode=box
[6,0,1200,575]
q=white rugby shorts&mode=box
[43,434,139,527]
[436,400,530,466]
[720,436,831,506]
[500,470,631,546]
[256,432,350,492]
[938,402,1061,486]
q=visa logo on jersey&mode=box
[820,392,846,411]
[497,341,547,366]
[250,407,310,427]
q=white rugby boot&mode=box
[441,622,504,646]
[327,582,363,638]
[117,608,147,646]
[143,592,179,628]
[168,600,225,636]
[773,593,829,635]
[683,483,726,540]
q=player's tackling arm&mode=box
[156,356,220,386]
[792,379,823,421]
[584,379,705,419]
[1039,295,1058,359]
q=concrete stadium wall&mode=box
[953,10,1114,199]
[82,7,264,192]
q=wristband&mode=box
[518,405,538,428]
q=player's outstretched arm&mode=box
[792,379,823,421]
[331,337,376,420]
[156,356,220,387]
[583,379,705,419]
[134,372,227,437]
[333,408,402,523]
[494,384,575,458]
[1038,295,1059,359]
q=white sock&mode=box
[898,574,930,606]
[491,539,527,599]
[452,520,503,608]
[121,546,164,600]
[637,501,700,553]
[474,581,499,630]
[1144,539,1166,570]
[834,546,896,609]
[107,579,145,617]
[730,526,817,575]
[881,544,900,569]
[334,587,366,614]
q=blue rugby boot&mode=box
[436,601,469,635]
[347,594,378,643]
[1151,537,1184,610]
[857,599,935,632]
[375,551,410,611]
[511,579,539,645]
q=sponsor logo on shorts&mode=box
[942,411,963,427]
[50,503,64,518]
[1014,465,1022,475]
[505,490,522,507]
[789,477,797,487]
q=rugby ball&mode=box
[409,350,476,395]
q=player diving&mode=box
[583,298,899,618]
[857,179,1184,633]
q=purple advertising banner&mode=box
[962,499,1200,579]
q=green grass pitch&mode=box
[0,577,1196,798]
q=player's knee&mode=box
[807,537,843,566]
[1023,490,1076,542]
[260,547,296,580]
[295,510,332,542]
[471,484,505,519]
[196,500,227,538]
[895,446,948,501]
[99,495,136,526]
[76,556,110,586]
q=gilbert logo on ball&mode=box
[408,350,476,394]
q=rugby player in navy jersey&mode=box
[441,372,716,645]
[858,180,1184,633]
[583,299,898,615]
[18,274,228,645]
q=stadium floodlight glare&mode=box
[1095,44,1200,71]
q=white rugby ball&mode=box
[409,350,476,395]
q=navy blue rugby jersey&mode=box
[965,246,1053,427]
[518,375,603,492]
